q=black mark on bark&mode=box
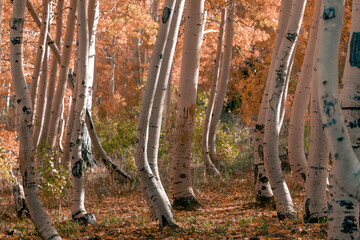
[285,32,298,43]
[162,7,172,24]
[10,18,24,32]
[349,32,360,68]
[338,200,355,210]
[72,160,84,178]
[10,37,21,45]
[341,216,358,234]
[323,7,336,20]
[179,173,186,178]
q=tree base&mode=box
[255,195,275,209]
[277,212,297,221]
[72,212,97,225]
[172,196,201,211]
[303,215,327,223]
[159,215,180,229]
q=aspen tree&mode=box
[171,0,205,210]
[135,0,178,228]
[148,0,185,185]
[202,8,226,176]
[288,0,321,184]
[253,0,292,203]
[263,0,306,218]
[10,0,61,238]
[208,1,235,164]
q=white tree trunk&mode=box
[264,0,306,219]
[304,34,329,223]
[288,0,321,184]
[201,8,226,176]
[253,0,292,203]
[29,0,50,111]
[10,0,61,238]
[47,0,77,149]
[148,0,185,183]
[170,0,205,211]
[135,0,178,228]
[38,0,64,148]
[69,0,96,225]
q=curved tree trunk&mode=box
[263,0,306,219]
[147,0,185,186]
[135,0,178,228]
[253,0,292,203]
[288,0,321,184]
[201,8,226,176]
[208,2,235,162]
[10,0,61,238]
[170,0,205,211]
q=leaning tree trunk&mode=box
[288,0,321,184]
[315,0,360,238]
[147,0,185,187]
[263,0,306,219]
[135,0,178,228]
[201,8,226,176]
[170,0,205,211]
[10,0,61,238]
[303,28,329,223]
[327,0,360,237]
[253,0,292,203]
[69,0,96,225]
[208,2,235,163]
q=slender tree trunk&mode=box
[303,34,329,223]
[253,0,292,203]
[29,0,50,111]
[288,0,321,183]
[10,0,61,238]
[33,45,49,146]
[38,0,63,148]
[202,8,226,176]
[135,0,178,228]
[46,0,77,149]
[164,69,172,131]
[208,1,235,168]
[264,0,306,219]
[147,0,185,188]
[171,0,205,210]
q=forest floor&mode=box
[0,171,327,240]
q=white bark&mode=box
[253,0,292,202]
[288,0,321,183]
[202,8,226,176]
[38,0,64,148]
[10,0,61,238]
[264,0,306,218]
[304,35,329,222]
[208,2,235,160]
[29,0,50,110]
[148,0,185,183]
[171,0,205,210]
[135,0,178,228]
[47,0,77,149]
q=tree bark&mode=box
[171,0,205,211]
[253,0,292,203]
[263,0,306,219]
[10,0,61,238]
[147,0,185,190]
[202,8,226,176]
[208,1,235,172]
[288,0,321,184]
[135,0,178,228]
[46,0,77,149]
